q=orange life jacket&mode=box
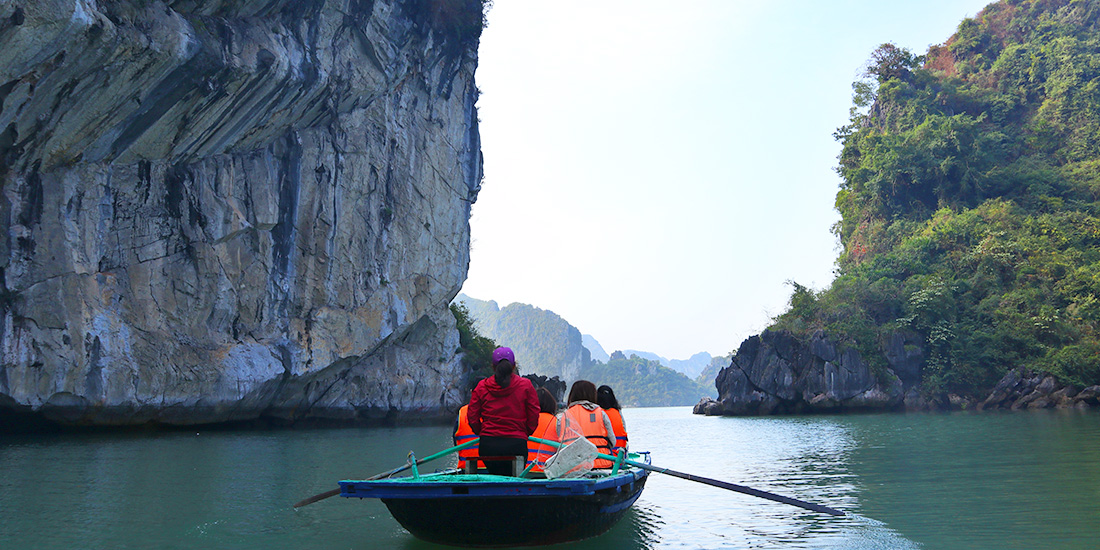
[454,405,485,470]
[605,407,628,452]
[562,404,615,469]
[526,412,558,473]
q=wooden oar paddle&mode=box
[528,436,844,516]
[293,438,479,508]
[627,462,845,516]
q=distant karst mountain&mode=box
[458,295,717,405]
[671,352,714,379]
[620,350,667,366]
[455,295,591,381]
[619,350,713,379]
[697,355,731,386]
[591,351,716,405]
[582,334,610,363]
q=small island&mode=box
[699,1,1100,416]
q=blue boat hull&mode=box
[340,466,649,547]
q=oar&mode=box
[293,438,479,508]
[528,436,844,516]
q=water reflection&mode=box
[626,503,664,548]
[4,407,1098,549]
[845,410,1100,550]
[624,408,917,549]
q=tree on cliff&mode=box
[865,42,922,83]
[772,0,1100,396]
[451,302,497,387]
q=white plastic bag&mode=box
[543,436,598,479]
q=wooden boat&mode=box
[294,437,842,546]
[338,452,651,547]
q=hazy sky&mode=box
[460,0,993,360]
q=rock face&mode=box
[979,368,1100,411]
[695,329,916,416]
[522,374,566,404]
[0,0,484,428]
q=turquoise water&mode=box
[2,407,1098,549]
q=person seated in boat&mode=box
[558,380,616,469]
[468,346,540,476]
[453,402,485,472]
[526,387,559,474]
[597,385,628,454]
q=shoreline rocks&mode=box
[695,329,1100,416]
[978,368,1099,411]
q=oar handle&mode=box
[293,438,480,508]
[526,436,844,516]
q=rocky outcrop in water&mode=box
[0,0,484,429]
[695,329,921,416]
[695,329,1100,416]
[522,374,566,404]
[978,368,1100,411]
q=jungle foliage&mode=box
[772,0,1100,395]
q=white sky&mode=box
[460,0,993,360]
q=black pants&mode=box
[478,435,527,476]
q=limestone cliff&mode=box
[696,329,1100,415]
[695,330,919,416]
[0,0,484,428]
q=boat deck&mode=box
[341,466,647,499]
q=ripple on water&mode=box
[5,407,1099,549]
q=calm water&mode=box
[2,407,1099,549]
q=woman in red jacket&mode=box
[468,347,540,476]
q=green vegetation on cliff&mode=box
[773,0,1100,396]
[451,302,497,384]
[696,355,731,386]
[456,295,591,380]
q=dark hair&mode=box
[596,385,621,410]
[493,358,514,387]
[567,380,597,404]
[537,387,557,414]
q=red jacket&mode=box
[468,374,540,439]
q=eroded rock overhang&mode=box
[0,0,485,428]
